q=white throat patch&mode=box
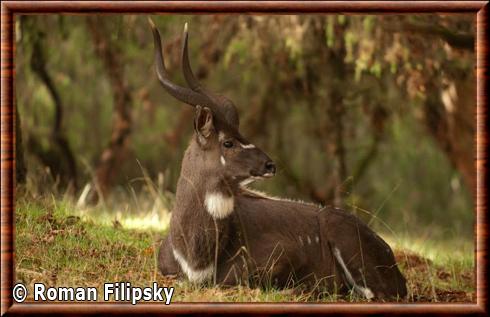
[205,192,234,219]
[172,248,213,283]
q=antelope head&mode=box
[149,20,276,186]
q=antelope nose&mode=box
[265,161,276,175]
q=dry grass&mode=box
[15,188,474,303]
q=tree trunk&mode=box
[15,101,27,185]
[30,27,78,193]
[86,17,133,204]
[423,74,475,195]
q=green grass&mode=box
[15,195,160,293]
[15,191,475,303]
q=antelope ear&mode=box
[194,106,214,145]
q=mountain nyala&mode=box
[150,20,407,300]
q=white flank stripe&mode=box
[333,247,374,300]
[205,192,234,219]
[172,248,213,283]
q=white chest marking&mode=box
[333,247,374,300]
[172,248,213,283]
[205,192,234,219]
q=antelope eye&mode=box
[223,140,234,148]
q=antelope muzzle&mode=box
[248,149,276,179]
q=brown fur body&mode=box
[150,21,407,299]
[158,139,407,299]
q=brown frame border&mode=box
[1,1,487,315]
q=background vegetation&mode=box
[15,14,475,302]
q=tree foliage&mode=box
[16,14,474,239]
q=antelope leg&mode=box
[157,235,181,277]
[332,245,374,299]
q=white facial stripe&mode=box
[218,132,226,142]
[205,192,234,219]
[333,247,374,300]
[220,156,226,166]
[172,248,213,283]
[240,143,256,149]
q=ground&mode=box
[14,193,475,303]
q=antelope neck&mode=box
[177,171,235,219]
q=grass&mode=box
[15,189,475,303]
